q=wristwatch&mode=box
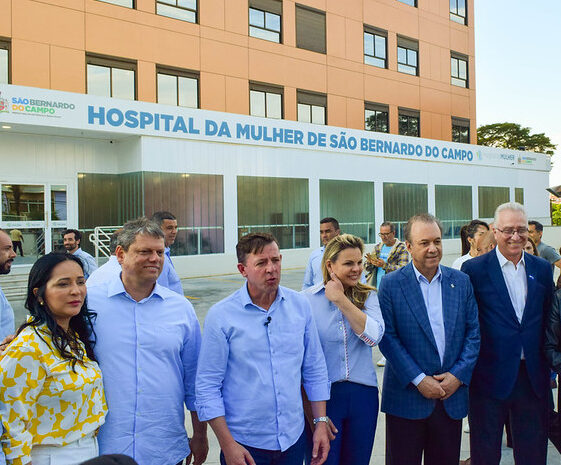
[313,416,329,425]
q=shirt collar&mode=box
[495,246,525,269]
[412,262,442,284]
[107,275,166,301]
[240,282,285,311]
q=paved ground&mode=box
[8,268,561,464]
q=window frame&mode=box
[0,38,10,85]
[397,36,419,76]
[96,0,135,7]
[156,0,198,24]
[295,4,326,54]
[86,54,137,100]
[396,0,417,7]
[398,108,420,137]
[451,117,470,143]
[249,0,282,44]
[249,82,284,119]
[450,0,467,25]
[364,102,389,133]
[451,52,469,88]
[363,26,388,69]
[297,90,327,125]
[156,66,200,108]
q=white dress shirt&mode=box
[495,247,527,323]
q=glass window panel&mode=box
[266,92,282,119]
[320,180,375,243]
[375,36,386,58]
[398,63,416,75]
[97,0,134,7]
[1,184,45,221]
[478,186,510,219]
[450,0,455,12]
[451,58,458,77]
[87,64,111,97]
[159,0,175,4]
[250,90,266,117]
[298,103,311,123]
[237,176,309,249]
[157,73,178,106]
[458,0,466,16]
[112,68,135,100]
[397,47,406,63]
[249,8,265,27]
[408,49,417,67]
[156,3,196,22]
[435,185,472,239]
[0,49,7,84]
[265,12,281,32]
[364,33,374,56]
[451,77,466,87]
[383,183,428,239]
[249,26,279,42]
[178,0,196,10]
[365,56,385,68]
[459,59,467,78]
[311,105,325,125]
[515,188,524,205]
[178,76,198,108]
[50,185,67,221]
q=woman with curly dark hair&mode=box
[0,252,106,465]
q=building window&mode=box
[383,183,428,240]
[237,176,309,250]
[478,186,509,219]
[249,0,282,43]
[157,68,198,108]
[365,103,389,133]
[398,109,420,137]
[250,83,283,119]
[320,180,375,243]
[452,117,470,143]
[0,40,9,84]
[451,53,468,87]
[397,36,418,76]
[86,55,136,100]
[435,185,472,239]
[450,0,467,24]
[297,91,326,125]
[156,0,197,23]
[295,5,326,54]
[515,188,524,205]
[397,0,417,7]
[364,27,387,69]
[96,0,134,7]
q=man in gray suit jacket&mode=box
[378,213,480,465]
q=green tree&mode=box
[477,122,556,155]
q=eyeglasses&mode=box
[379,232,394,237]
[495,227,528,237]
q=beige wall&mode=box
[1,0,476,142]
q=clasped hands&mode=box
[417,372,461,401]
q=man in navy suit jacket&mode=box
[462,202,553,465]
[379,213,480,465]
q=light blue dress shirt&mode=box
[72,248,98,280]
[412,264,444,386]
[86,255,121,287]
[157,247,184,295]
[87,278,201,465]
[196,284,330,452]
[303,284,384,387]
[0,287,14,341]
[302,247,325,290]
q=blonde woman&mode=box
[0,253,106,465]
[303,234,384,465]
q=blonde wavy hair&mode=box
[321,234,375,309]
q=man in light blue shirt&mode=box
[151,211,184,295]
[86,230,122,287]
[196,232,331,465]
[302,217,340,290]
[62,229,98,279]
[0,230,15,341]
[87,218,207,465]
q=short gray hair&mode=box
[494,202,527,226]
[117,217,164,251]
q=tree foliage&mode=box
[477,122,556,155]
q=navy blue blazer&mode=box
[378,262,480,420]
[462,249,553,400]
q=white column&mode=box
[472,185,479,219]
[308,177,320,248]
[428,183,436,216]
[223,174,238,254]
[374,182,384,242]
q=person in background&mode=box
[0,230,15,341]
[0,253,106,465]
[86,230,122,287]
[150,211,184,295]
[452,220,489,270]
[303,218,341,290]
[62,229,98,279]
[477,230,497,256]
[303,234,384,465]
[528,220,561,275]
[9,229,23,257]
[524,237,538,256]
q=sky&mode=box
[474,0,561,185]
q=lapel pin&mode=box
[450,283,455,288]
[528,275,535,280]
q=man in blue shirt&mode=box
[87,218,207,465]
[62,229,98,279]
[151,211,184,295]
[86,230,122,287]
[302,218,340,290]
[196,232,331,465]
[0,230,15,342]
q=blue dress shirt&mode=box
[302,247,325,290]
[412,264,444,386]
[86,255,121,287]
[0,287,14,341]
[87,278,201,465]
[196,284,330,452]
[72,248,98,280]
[157,247,184,295]
[302,284,384,387]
